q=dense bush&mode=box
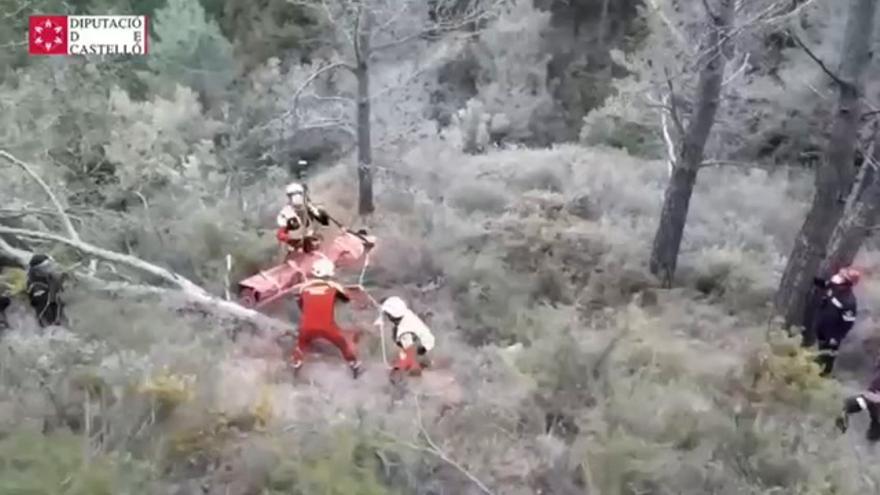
[4,0,880,492]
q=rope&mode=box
[322,216,386,365]
[346,249,390,368]
[358,249,371,286]
[271,208,390,367]
[354,273,389,368]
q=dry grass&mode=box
[4,141,880,493]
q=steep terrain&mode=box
[4,143,879,493]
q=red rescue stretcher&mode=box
[237,230,375,310]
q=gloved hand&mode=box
[343,285,371,310]
[313,207,330,226]
[836,413,849,433]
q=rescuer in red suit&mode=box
[291,258,362,379]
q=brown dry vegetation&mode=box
[3,0,880,493]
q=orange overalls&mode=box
[291,280,359,370]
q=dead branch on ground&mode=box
[0,150,294,334]
[0,150,81,242]
[377,395,496,495]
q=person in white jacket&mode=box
[275,182,330,253]
[374,296,435,375]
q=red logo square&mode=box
[28,16,68,55]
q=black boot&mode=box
[867,420,880,442]
[867,403,880,441]
[350,360,363,379]
[837,397,865,433]
[816,353,836,377]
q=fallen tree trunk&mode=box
[0,234,30,267]
[0,226,206,294]
[0,226,294,335]
[1,148,294,335]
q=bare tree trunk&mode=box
[356,10,374,215]
[822,177,880,271]
[649,0,735,287]
[597,0,611,51]
[821,132,880,274]
[774,0,877,328]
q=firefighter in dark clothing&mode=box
[836,358,880,442]
[0,266,13,331]
[808,267,860,376]
[0,293,9,331]
[26,254,65,327]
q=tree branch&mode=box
[0,234,30,267]
[78,275,289,333]
[0,226,206,293]
[659,94,677,177]
[295,119,357,136]
[699,159,752,168]
[701,0,718,21]
[0,207,84,223]
[414,395,495,494]
[0,227,293,333]
[788,30,849,88]
[371,0,504,53]
[758,0,822,27]
[381,395,496,495]
[371,1,413,40]
[2,0,33,19]
[722,52,750,86]
[0,150,81,242]
[353,3,364,63]
[282,62,355,122]
[665,74,686,139]
[645,0,691,53]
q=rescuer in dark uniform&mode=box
[26,254,66,327]
[807,267,860,376]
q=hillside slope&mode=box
[3,144,880,494]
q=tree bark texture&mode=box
[648,0,735,287]
[597,0,611,50]
[821,134,880,274]
[775,0,877,328]
[356,9,374,215]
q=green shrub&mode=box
[514,165,565,192]
[266,427,397,495]
[581,115,662,157]
[448,181,509,215]
[738,328,839,413]
[0,430,152,495]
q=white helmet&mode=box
[311,258,335,278]
[286,182,305,195]
[381,296,408,318]
[286,182,305,206]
